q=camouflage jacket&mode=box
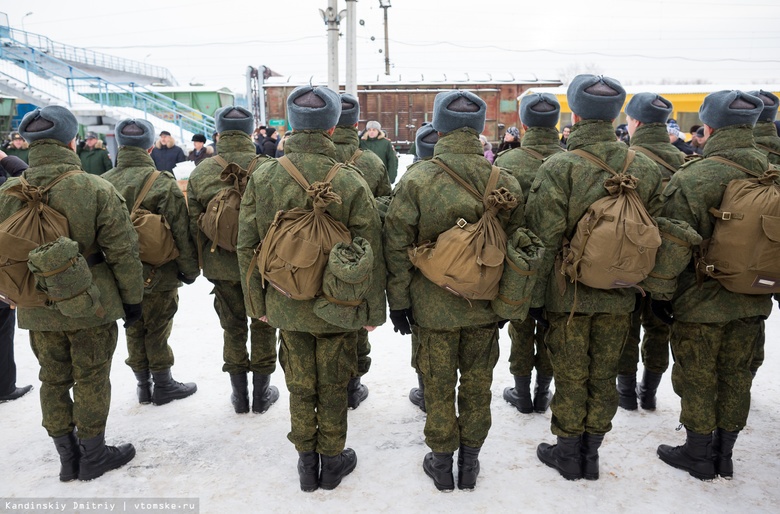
[629,123,686,182]
[661,125,774,323]
[0,139,143,331]
[333,126,393,198]
[753,121,780,166]
[102,146,199,292]
[384,128,525,329]
[237,130,386,333]
[526,119,664,314]
[187,131,269,281]
[494,127,564,202]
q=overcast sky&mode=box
[3,0,779,94]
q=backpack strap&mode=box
[278,156,343,190]
[212,155,230,169]
[707,155,762,178]
[247,155,264,173]
[430,158,482,202]
[756,144,780,158]
[569,149,636,176]
[632,146,679,174]
[521,147,545,161]
[347,148,364,165]
[132,171,160,212]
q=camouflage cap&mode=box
[567,74,626,121]
[287,86,341,131]
[19,105,79,144]
[432,90,486,134]
[747,90,779,123]
[415,124,439,159]
[625,93,673,124]
[215,105,255,135]
[520,92,561,128]
[699,90,763,129]
[115,118,155,149]
[338,93,360,127]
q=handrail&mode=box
[5,27,178,86]
[0,43,214,135]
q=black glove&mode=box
[177,272,197,285]
[389,309,415,336]
[497,319,508,329]
[528,307,549,329]
[122,303,143,328]
[650,299,674,325]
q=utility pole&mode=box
[319,1,346,92]
[345,0,358,98]
[379,0,391,75]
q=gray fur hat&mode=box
[520,93,560,128]
[115,118,155,149]
[19,105,79,144]
[287,86,341,131]
[625,93,673,124]
[415,124,439,159]
[567,74,626,121]
[215,105,255,134]
[747,90,779,122]
[431,90,486,134]
[699,90,763,129]
[338,93,360,127]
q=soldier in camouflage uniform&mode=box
[332,93,393,409]
[0,106,143,481]
[384,90,525,491]
[404,124,439,413]
[187,106,279,415]
[656,91,772,481]
[238,86,385,492]
[495,92,563,415]
[617,93,686,411]
[527,75,664,481]
[746,90,780,376]
[102,119,199,406]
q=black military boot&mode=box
[537,435,583,480]
[133,370,152,405]
[297,451,319,492]
[52,429,79,482]
[423,451,455,491]
[252,373,280,414]
[457,445,481,490]
[319,448,357,490]
[636,370,663,411]
[503,375,533,413]
[151,369,197,406]
[409,374,426,413]
[581,432,604,480]
[712,428,739,479]
[657,428,716,480]
[533,374,553,413]
[616,374,638,410]
[230,373,250,414]
[347,377,369,410]
[77,432,135,481]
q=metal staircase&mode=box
[0,25,215,139]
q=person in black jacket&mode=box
[0,150,34,403]
[150,131,186,172]
[260,127,278,157]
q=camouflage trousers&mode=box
[619,297,671,375]
[210,280,277,375]
[279,329,357,456]
[750,320,765,374]
[546,312,630,437]
[357,327,371,377]
[29,322,118,439]
[508,317,552,377]
[125,289,177,373]
[417,324,500,452]
[670,318,759,434]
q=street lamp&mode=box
[21,12,33,46]
[378,0,391,75]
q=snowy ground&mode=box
[2,275,780,514]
